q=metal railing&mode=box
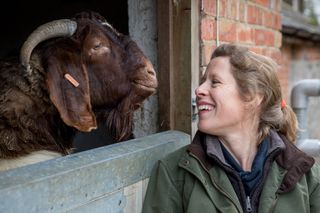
[0,130,190,213]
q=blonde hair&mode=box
[211,44,298,142]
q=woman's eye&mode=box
[211,80,220,87]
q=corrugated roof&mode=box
[282,3,320,41]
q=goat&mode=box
[0,11,158,171]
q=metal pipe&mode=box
[290,79,320,157]
[291,79,320,143]
[216,0,219,46]
[291,79,320,109]
[293,108,308,142]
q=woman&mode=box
[142,44,320,213]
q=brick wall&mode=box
[282,41,320,139]
[200,0,286,95]
[282,42,320,100]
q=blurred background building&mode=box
[198,0,320,139]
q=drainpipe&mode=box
[216,0,220,46]
[290,79,320,157]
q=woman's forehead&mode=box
[205,57,232,77]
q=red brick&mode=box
[253,0,270,7]
[279,45,292,100]
[227,0,238,19]
[263,10,274,28]
[280,45,292,66]
[247,5,258,24]
[266,31,275,46]
[202,0,216,16]
[239,1,247,22]
[219,20,237,42]
[237,23,254,44]
[219,0,227,18]
[254,29,275,46]
[309,48,320,60]
[294,47,320,60]
[277,65,289,100]
[249,46,263,54]
[257,7,264,25]
[201,44,216,66]
[201,17,216,41]
[273,14,282,30]
[263,48,282,65]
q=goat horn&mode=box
[20,19,77,74]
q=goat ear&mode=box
[45,50,97,132]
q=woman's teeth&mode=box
[198,105,213,111]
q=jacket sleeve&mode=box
[142,160,183,213]
[309,163,320,213]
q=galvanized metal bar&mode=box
[0,130,190,213]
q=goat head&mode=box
[20,11,158,141]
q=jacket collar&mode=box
[187,130,284,170]
[187,130,315,193]
[275,134,315,193]
[186,131,212,171]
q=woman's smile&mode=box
[197,101,215,115]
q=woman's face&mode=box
[195,56,255,136]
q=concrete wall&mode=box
[128,0,159,138]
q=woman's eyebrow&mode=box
[208,73,220,80]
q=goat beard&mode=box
[99,97,135,142]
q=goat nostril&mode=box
[148,69,156,76]
[145,60,156,76]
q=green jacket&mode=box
[142,131,320,213]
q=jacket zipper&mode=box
[246,196,252,213]
[188,152,242,212]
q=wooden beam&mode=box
[158,0,173,131]
[158,0,199,135]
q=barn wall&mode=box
[0,1,129,58]
[128,0,159,138]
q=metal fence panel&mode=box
[0,130,190,213]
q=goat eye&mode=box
[93,43,102,50]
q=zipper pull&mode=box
[246,196,252,213]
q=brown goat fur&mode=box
[0,11,157,166]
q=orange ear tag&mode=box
[64,73,79,87]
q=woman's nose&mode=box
[195,83,208,97]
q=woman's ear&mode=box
[244,92,264,114]
[255,93,264,106]
[45,48,97,132]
